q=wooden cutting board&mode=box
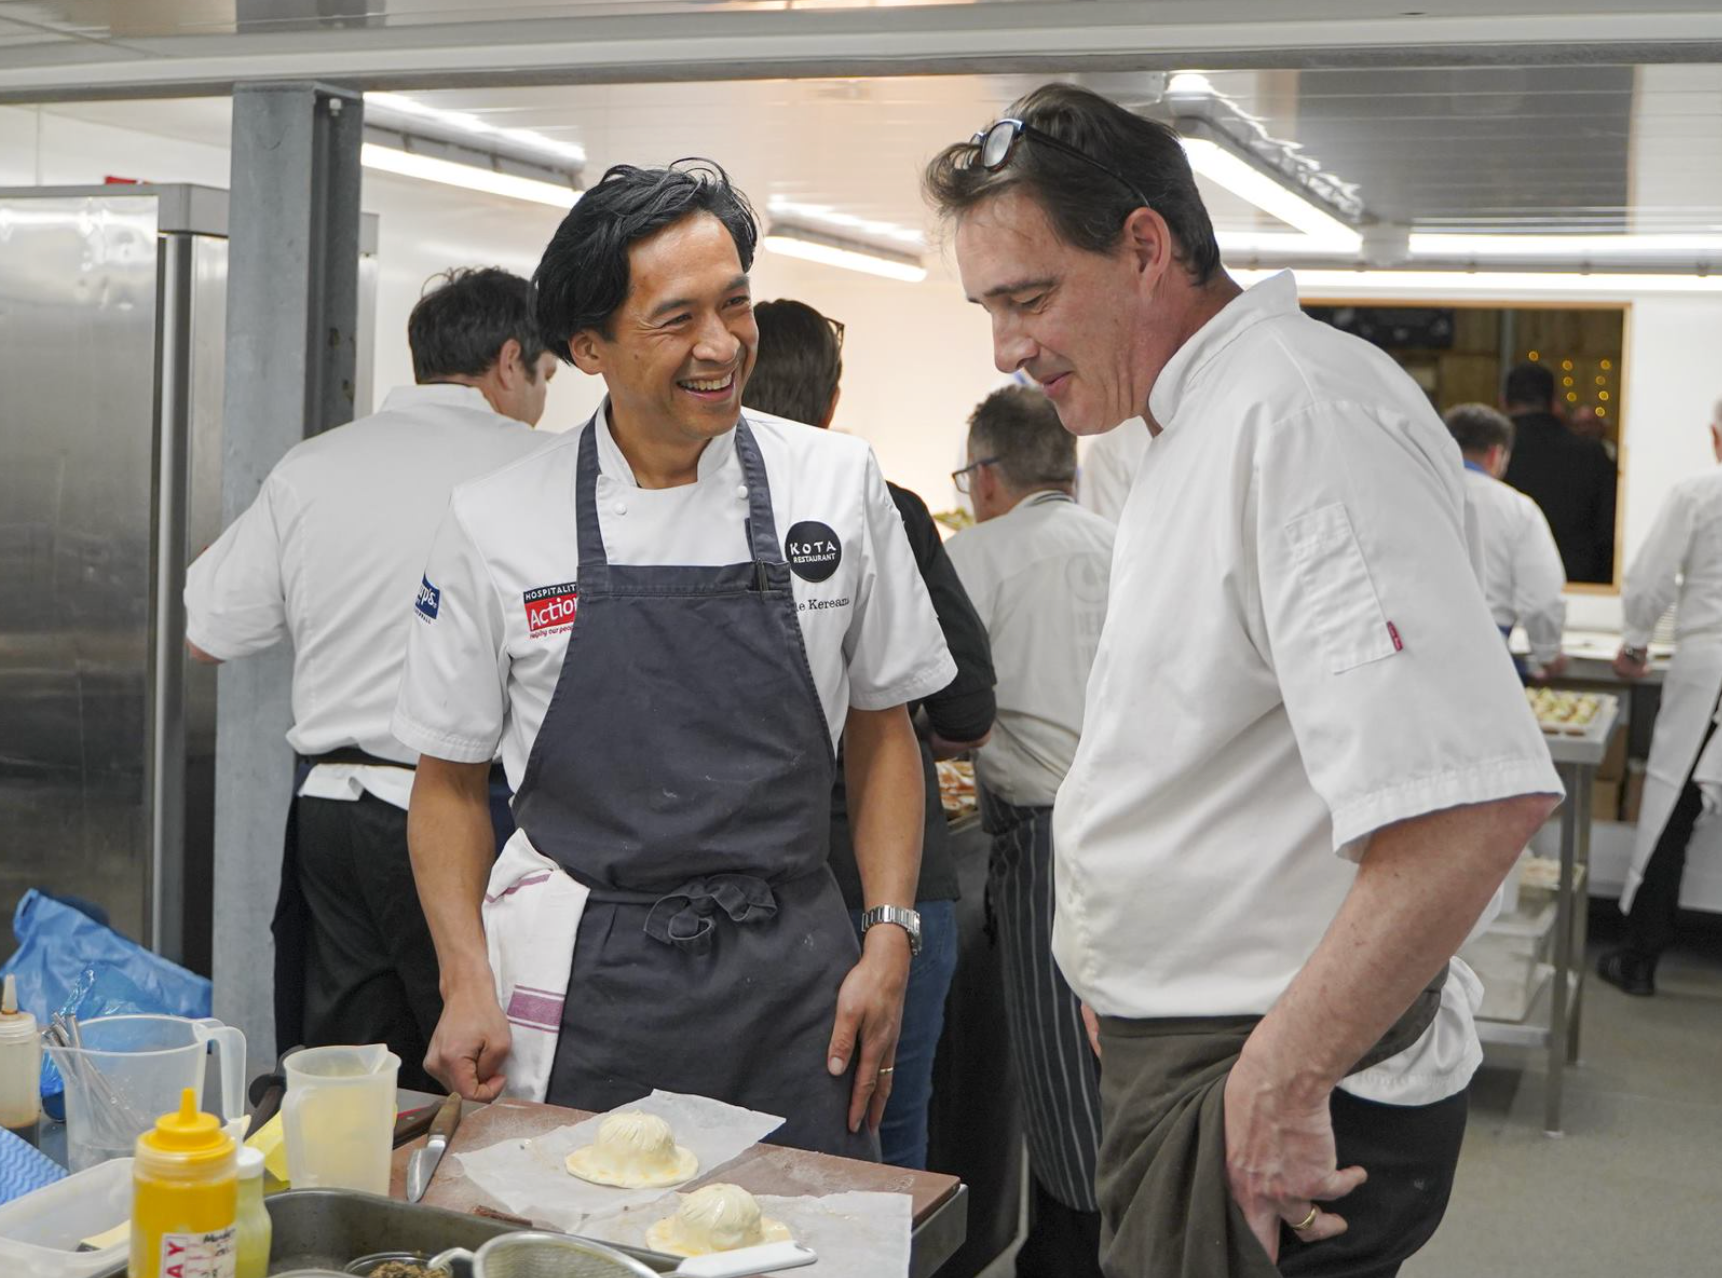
[390,1097,961,1225]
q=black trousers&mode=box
[1275,1088,1468,1278]
[295,793,444,1092]
[1627,713,1720,959]
[1017,1172,1104,1278]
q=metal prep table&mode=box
[1475,692,1619,1136]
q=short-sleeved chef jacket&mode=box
[392,405,958,789]
[1053,271,1563,1106]
[184,383,551,808]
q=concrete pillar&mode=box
[211,81,362,1072]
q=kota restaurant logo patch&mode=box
[524,581,579,638]
[785,521,842,583]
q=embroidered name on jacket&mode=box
[524,581,579,638]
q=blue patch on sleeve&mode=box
[415,576,441,621]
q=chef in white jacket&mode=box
[1602,399,1722,996]
[1442,403,1569,679]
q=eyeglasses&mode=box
[968,117,1155,213]
[951,457,998,495]
[826,315,846,351]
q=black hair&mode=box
[968,385,1075,489]
[1444,402,1515,456]
[742,299,844,427]
[532,160,758,356]
[923,82,1222,285]
[1503,361,1556,410]
[408,267,547,383]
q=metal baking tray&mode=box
[96,1189,679,1276]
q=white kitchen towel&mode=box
[484,828,588,1102]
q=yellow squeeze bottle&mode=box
[130,1087,238,1278]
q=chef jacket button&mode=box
[736,484,749,501]
[613,502,627,516]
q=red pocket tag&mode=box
[1387,621,1404,652]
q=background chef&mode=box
[184,267,555,1088]
[1603,398,1722,996]
[393,161,955,1158]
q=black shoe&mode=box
[1597,947,1656,996]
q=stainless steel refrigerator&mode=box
[0,184,375,972]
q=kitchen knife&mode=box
[406,1092,464,1204]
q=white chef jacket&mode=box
[184,384,550,808]
[1621,467,1722,649]
[1053,271,1564,1106]
[946,491,1115,807]
[391,405,956,784]
[1462,464,1568,666]
[1078,417,1151,523]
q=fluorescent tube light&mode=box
[1181,135,1363,255]
[1231,267,1722,295]
[1410,232,1722,259]
[763,226,927,283]
[366,91,587,165]
[360,143,580,208]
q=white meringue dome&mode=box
[647,1183,793,1257]
[564,1110,699,1188]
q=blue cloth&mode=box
[848,899,959,1170]
[1463,458,1489,475]
[0,1126,65,1202]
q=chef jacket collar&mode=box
[594,397,737,489]
[1145,269,1300,433]
[382,382,496,414]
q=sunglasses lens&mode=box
[980,121,1015,170]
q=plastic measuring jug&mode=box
[280,1044,399,1195]
[43,1015,246,1172]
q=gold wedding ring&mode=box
[1292,1205,1320,1231]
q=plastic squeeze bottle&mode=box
[130,1087,239,1278]
[0,974,41,1147]
[233,1147,271,1278]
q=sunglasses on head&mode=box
[968,117,1155,213]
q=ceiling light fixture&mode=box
[1166,101,1365,259]
[766,198,926,248]
[762,224,927,283]
[359,143,580,208]
[1230,267,1722,295]
[365,91,587,166]
[1409,232,1722,262]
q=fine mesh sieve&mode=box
[430,1232,659,1278]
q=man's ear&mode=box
[495,337,524,388]
[568,329,604,377]
[1121,206,1173,284]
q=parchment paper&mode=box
[453,1089,784,1230]
[582,1190,913,1278]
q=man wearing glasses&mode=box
[925,83,1562,1277]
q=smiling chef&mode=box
[391,160,955,1159]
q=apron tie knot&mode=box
[643,873,779,954]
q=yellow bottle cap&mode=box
[137,1087,234,1168]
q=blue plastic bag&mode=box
[0,890,211,1023]
[38,965,189,1119]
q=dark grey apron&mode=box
[517,416,875,1160]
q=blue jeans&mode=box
[848,899,958,1169]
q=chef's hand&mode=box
[1613,646,1651,680]
[426,984,512,1103]
[1081,1002,1102,1059]
[827,925,911,1134]
[1531,654,1570,682]
[1222,1050,1366,1264]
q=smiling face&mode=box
[570,211,757,447]
[956,187,1181,437]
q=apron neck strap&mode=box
[734,418,782,565]
[574,414,783,579]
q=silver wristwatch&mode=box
[860,905,922,958]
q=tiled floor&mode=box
[974,908,1722,1278]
